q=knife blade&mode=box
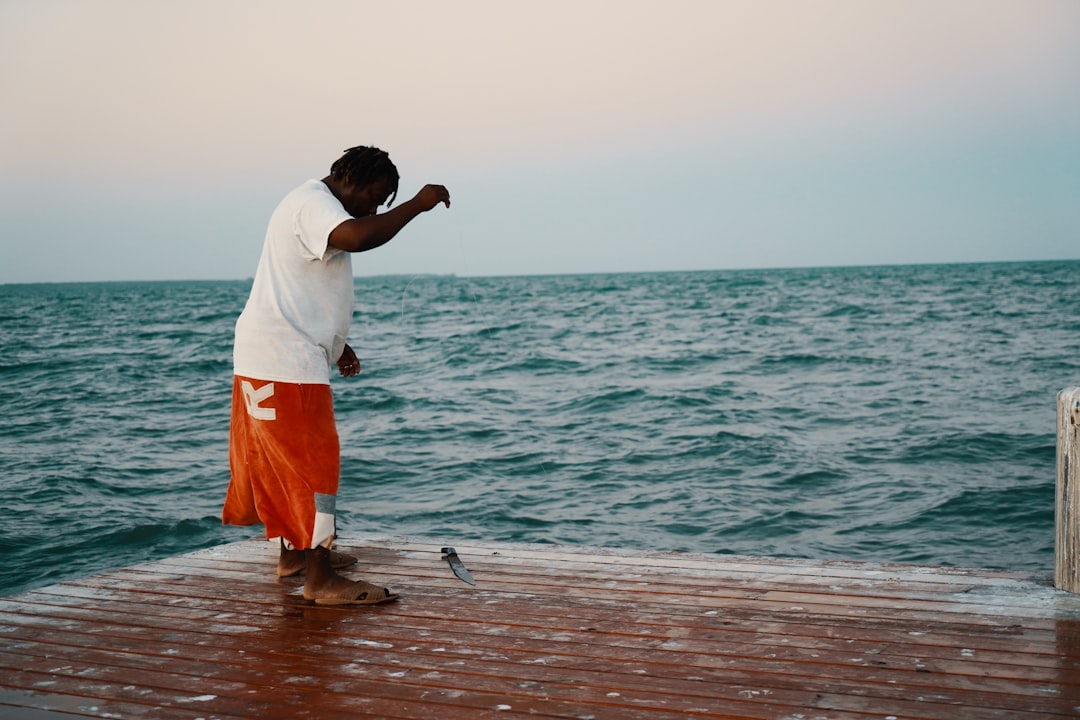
[441,546,476,585]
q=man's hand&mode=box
[337,343,361,378]
[415,184,451,211]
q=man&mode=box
[223,145,450,605]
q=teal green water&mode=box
[1,261,1077,596]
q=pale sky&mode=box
[1,0,1078,283]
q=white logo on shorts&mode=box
[241,381,276,421]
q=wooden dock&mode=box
[2,535,1080,719]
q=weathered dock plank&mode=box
[2,535,1080,719]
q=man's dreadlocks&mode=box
[329,146,400,207]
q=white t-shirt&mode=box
[233,180,355,385]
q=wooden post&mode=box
[1056,387,1080,592]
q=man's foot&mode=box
[302,545,398,605]
[277,540,358,578]
[303,576,399,605]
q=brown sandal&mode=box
[304,579,399,606]
[277,542,358,577]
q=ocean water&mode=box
[1,261,1078,597]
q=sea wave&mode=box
[1,262,1078,596]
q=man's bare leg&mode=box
[302,546,398,605]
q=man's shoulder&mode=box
[284,179,331,203]
[272,180,342,221]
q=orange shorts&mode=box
[223,375,340,550]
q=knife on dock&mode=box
[441,546,477,585]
